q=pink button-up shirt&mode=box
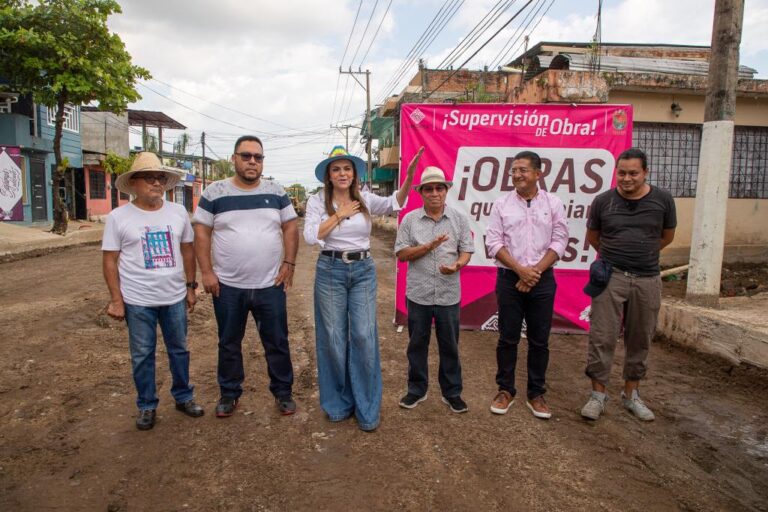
[485,189,569,268]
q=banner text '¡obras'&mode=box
[455,155,608,201]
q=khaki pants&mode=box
[586,271,662,385]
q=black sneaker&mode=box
[215,397,238,418]
[442,395,468,413]
[136,409,156,430]
[399,392,428,409]
[276,395,296,416]
[175,400,204,418]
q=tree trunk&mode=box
[51,95,68,235]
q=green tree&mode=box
[0,0,150,234]
[213,159,234,179]
[286,183,306,202]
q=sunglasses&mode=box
[421,185,447,193]
[236,152,265,162]
[131,174,169,185]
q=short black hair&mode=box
[617,147,648,170]
[513,150,541,170]
[234,135,264,153]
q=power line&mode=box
[438,0,515,69]
[424,0,536,99]
[359,0,394,66]
[376,0,463,103]
[489,0,554,69]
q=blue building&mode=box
[0,92,82,224]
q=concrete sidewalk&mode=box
[0,221,104,259]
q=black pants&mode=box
[406,299,462,398]
[495,268,556,400]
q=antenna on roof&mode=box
[588,0,603,74]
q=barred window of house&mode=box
[632,122,701,197]
[89,170,106,199]
[730,126,768,199]
[47,104,80,133]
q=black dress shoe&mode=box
[175,400,204,418]
[136,409,156,430]
[216,397,238,418]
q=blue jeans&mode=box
[314,255,381,431]
[124,299,194,410]
[406,299,462,398]
[213,283,293,400]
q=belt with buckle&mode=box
[321,249,371,263]
[613,266,640,278]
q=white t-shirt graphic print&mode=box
[102,201,194,307]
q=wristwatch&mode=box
[186,281,198,289]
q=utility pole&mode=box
[339,67,373,190]
[201,132,206,189]
[686,0,745,306]
[331,123,358,150]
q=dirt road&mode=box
[1,225,767,511]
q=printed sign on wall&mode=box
[0,146,24,221]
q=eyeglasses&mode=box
[421,185,447,193]
[236,152,265,162]
[131,174,169,185]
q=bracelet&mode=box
[334,213,342,222]
[283,260,296,266]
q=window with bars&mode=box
[47,104,80,133]
[632,122,768,199]
[89,170,106,199]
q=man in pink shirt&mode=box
[485,151,569,420]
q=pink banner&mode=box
[397,103,633,332]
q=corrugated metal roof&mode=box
[548,53,756,79]
[127,109,186,129]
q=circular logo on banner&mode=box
[612,109,628,131]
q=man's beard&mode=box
[237,169,261,183]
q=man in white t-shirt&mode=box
[102,152,204,431]
[193,135,299,418]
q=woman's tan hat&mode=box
[115,152,182,195]
[415,166,453,191]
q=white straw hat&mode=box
[114,152,181,195]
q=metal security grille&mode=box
[632,123,768,199]
[632,123,701,197]
[89,170,106,200]
[730,126,768,198]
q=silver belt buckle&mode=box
[341,251,353,263]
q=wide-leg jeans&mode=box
[314,255,381,431]
[213,283,294,400]
[124,299,194,411]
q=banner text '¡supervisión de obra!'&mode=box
[442,109,597,136]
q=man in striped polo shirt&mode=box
[395,167,474,414]
[193,135,299,418]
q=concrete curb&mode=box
[657,297,768,370]
[0,228,103,262]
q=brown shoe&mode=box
[490,390,514,415]
[526,395,552,420]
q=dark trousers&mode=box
[213,283,294,399]
[495,268,556,400]
[406,298,462,398]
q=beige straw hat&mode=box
[114,152,181,194]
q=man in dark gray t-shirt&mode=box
[580,148,676,423]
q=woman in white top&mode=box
[304,147,422,431]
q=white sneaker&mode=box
[621,390,655,421]
[581,391,608,420]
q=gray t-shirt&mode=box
[394,205,474,306]
[587,186,676,276]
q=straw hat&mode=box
[314,146,367,183]
[115,152,181,195]
[415,166,452,191]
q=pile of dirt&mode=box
[662,262,768,298]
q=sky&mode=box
[108,0,768,188]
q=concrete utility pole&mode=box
[686,0,745,307]
[331,123,358,150]
[339,67,373,190]
[201,132,206,189]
